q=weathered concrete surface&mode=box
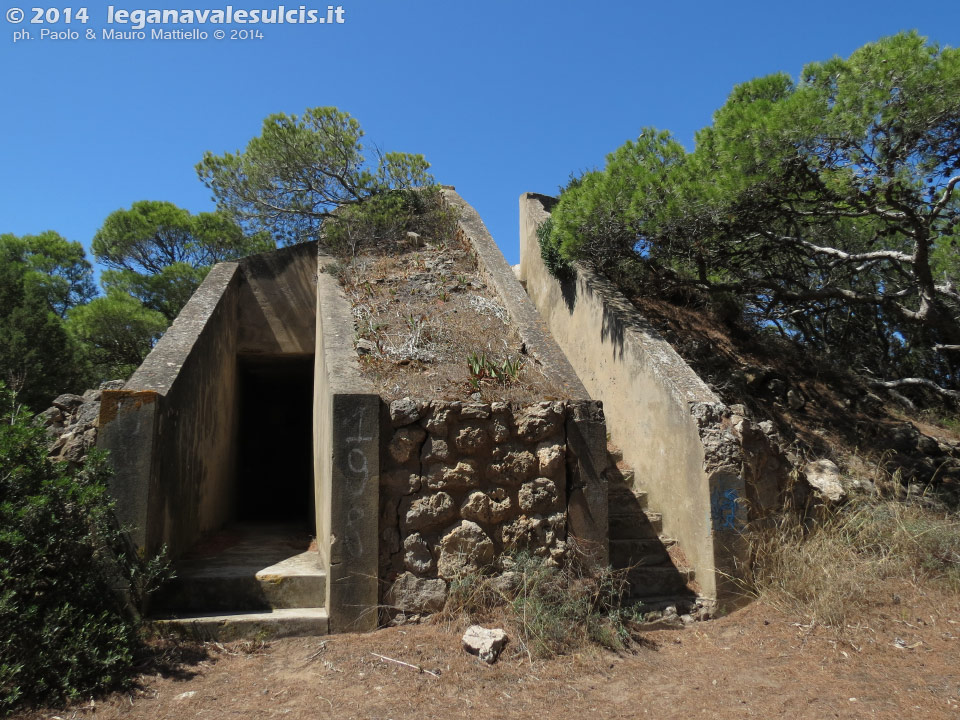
[565,400,610,568]
[238,242,318,355]
[101,262,243,559]
[97,390,161,554]
[153,524,326,613]
[519,192,747,601]
[442,188,590,402]
[155,607,329,641]
[314,255,380,632]
[99,243,322,563]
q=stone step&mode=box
[606,443,624,466]
[606,456,636,483]
[610,538,674,568]
[607,486,647,508]
[154,564,326,612]
[625,565,695,597]
[154,608,329,641]
[152,524,326,613]
[608,510,662,540]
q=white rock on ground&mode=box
[462,625,508,663]
[805,459,845,503]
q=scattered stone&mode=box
[356,338,376,355]
[786,389,805,411]
[916,434,940,456]
[385,572,447,614]
[438,521,495,578]
[485,571,519,596]
[805,459,845,503]
[462,626,508,664]
[52,393,84,411]
[888,423,921,454]
[757,420,777,437]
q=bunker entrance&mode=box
[236,355,315,528]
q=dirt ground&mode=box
[16,580,960,720]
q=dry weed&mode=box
[739,497,960,630]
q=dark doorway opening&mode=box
[236,355,315,528]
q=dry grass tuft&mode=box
[436,549,636,659]
[739,497,960,630]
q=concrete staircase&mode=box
[152,524,329,640]
[606,446,699,613]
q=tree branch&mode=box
[869,377,960,403]
[930,175,960,220]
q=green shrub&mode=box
[323,185,458,258]
[536,217,573,281]
[0,385,166,714]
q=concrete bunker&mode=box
[98,189,703,638]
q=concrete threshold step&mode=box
[153,524,326,612]
[154,608,329,641]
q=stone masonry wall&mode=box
[380,398,581,615]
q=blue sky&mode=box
[2,0,959,269]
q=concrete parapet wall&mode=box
[518,192,746,601]
[99,244,322,562]
[101,262,243,559]
[314,255,380,632]
[441,188,590,402]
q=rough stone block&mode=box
[424,460,481,491]
[438,521,495,579]
[401,492,456,532]
[389,426,426,464]
[403,533,436,575]
[389,397,422,427]
[518,478,559,513]
[385,572,447,614]
[460,489,513,525]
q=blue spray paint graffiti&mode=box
[710,487,740,531]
